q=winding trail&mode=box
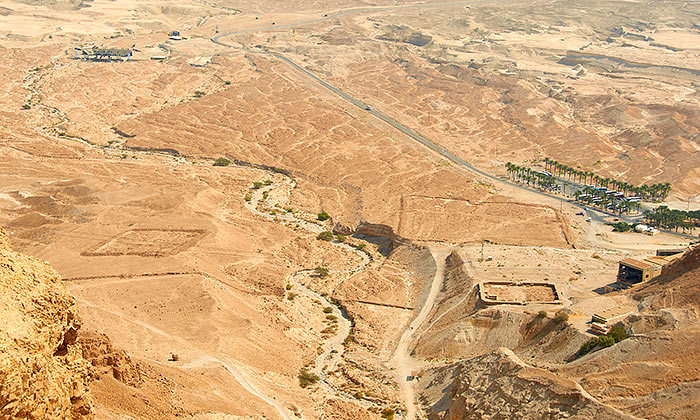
[244,173,378,403]
[75,297,293,420]
[390,245,452,420]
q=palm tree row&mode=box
[543,157,671,202]
[506,162,559,192]
[573,186,642,215]
[643,206,700,234]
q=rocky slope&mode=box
[633,244,700,311]
[424,348,638,420]
[0,227,93,419]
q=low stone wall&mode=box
[478,281,562,305]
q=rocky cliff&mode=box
[0,227,93,419]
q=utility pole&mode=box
[481,239,485,262]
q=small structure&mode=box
[590,322,610,335]
[168,30,182,40]
[617,258,659,285]
[478,281,562,305]
[656,247,687,257]
[75,47,132,61]
[634,224,659,235]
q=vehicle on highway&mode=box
[586,217,592,222]
[364,105,372,111]
[576,212,584,216]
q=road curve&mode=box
[212,14,693,241]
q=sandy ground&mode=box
[1,0,698,419]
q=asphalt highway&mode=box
[211,9,694,241]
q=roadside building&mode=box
[617,258,661,285]
[75,47,132,61]
[617,254,679,285]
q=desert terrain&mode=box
[1,0,699,420]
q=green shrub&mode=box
[252,181,263,189]
[536,310,547,318]
[554,311,569,324]
[315,267,329,277]
[285,284,293,290]
[607,324,628,342]
[298,369,319,388]
[264,180,273,185]
[335,234,346,243]
[287,292,297,301]
[317,231,333,241]
[381,408,395,420]
[194,90,206,97]
[213,157,230,166]
[317,211,330,221]
[607,222,632,232]
[577,324,628,357]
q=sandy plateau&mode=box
[0,1,699,420]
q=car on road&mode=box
[576,212,584,216]
[364,105,372,111]
[586,217,592,222]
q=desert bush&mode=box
[554,311,569,324]
[194,90,206,97]
[577,324,628,357]
[317,231,333,241]
[537,310,547,318]
[323,307,333,314]
[213,157,230,166]
[315,267,329,277]
[287,292,297,301]
[607,324,628,342]
[317,211,330,221]
[285,284,293,290]
[298,369,319,388]
[381,408,395,420]
[335,234,346,243]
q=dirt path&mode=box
[74,297,292,420]
[244,174,379,406]
[390,245,452,420]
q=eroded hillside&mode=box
[0,227,93,419]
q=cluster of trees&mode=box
[543,158,671,202]
[505,163,559,191]
[577,324,628,357]
[573,186,642,215]
[643,206,700,234]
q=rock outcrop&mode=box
[0,227,93,419]
[79,330,142,387]
[431,348,639,420]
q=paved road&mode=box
[211,4,694,241]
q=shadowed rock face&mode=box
[0,227,94,420]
